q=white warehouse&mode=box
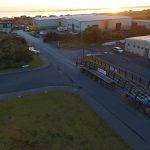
[125,36,150,59]
[133,20,150,29]
[62,15,132,32]
[32,16,61,29]
[32,14,132,32]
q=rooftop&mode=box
[134,20,150,22]
[34,14,131,22]
[66,15,131,22]
[126,35,150,41]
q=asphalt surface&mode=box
[92,45,150,80]
[1,30,150,150]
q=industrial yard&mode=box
[1,10,150,150]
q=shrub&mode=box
[81,26,102,43]
[0,35,32,69]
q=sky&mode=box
[0,0,150,12]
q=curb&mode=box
[0,85,80,100]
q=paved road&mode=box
[1,30,150,150]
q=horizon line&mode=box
[0,5,150,13]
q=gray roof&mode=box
[66,15,131,22]
[34,14,131,22]
[126,35,150,42]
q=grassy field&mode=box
[0,91,132,150]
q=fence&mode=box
[78,55,150,93]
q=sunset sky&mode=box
[0,0,150,12]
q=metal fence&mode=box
[78,55,150,93]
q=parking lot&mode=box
[93,45,150,80]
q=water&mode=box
[0,7,150,18]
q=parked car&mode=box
[113,47,124,53]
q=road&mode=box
[1,30,150,150]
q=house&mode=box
[0,18,13,33]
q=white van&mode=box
[29,47,40,54]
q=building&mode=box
[0,19,13,33]
[61,15,132,32]
[125,36,150,59]
[133,20,150,29]
[32,16,61,29]
[32,14,132,32]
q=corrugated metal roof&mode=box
[66,15,131,22]
[34,14,131,22]
[34,16,61,21]
[126,36,150,41]
[134,20,150,23]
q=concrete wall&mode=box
[134,20,150,29]
[125,38,150,58]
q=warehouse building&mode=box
[32,16,61,29]
[125,36,150,59]
[62,15,132,32]
[133,20,150,29]
[32,14,132,32]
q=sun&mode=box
[107,6,120,14]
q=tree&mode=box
[82,26,102,43]
[0,36,32,69]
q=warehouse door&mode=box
[72,24,75,32]
[145,48,149,58]
[116,23,121,31]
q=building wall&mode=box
[65,19,81,32]
[64,18,132,33]
[80,18,132,32]
[125,38,150,58]
[134,20,150,29]
[32,16,132,32]
[33,18,60,29]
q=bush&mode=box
[0,35,32,69]
[44,32,79,42]
[81,26,102,43]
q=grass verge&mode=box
[0,54,44,73]
[58,41,102,49]
[28,54,44,68]
[0,91,132,150]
